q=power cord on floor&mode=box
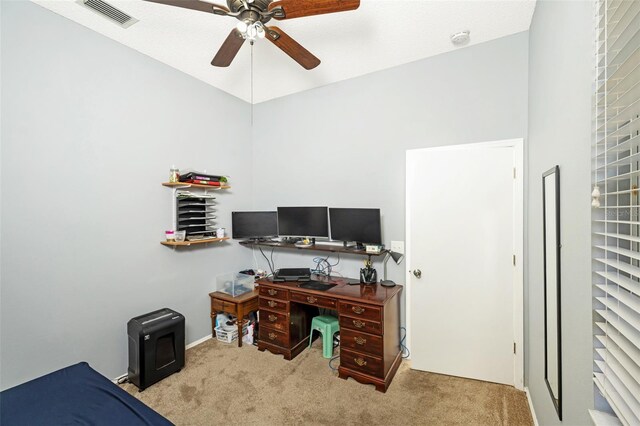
[328,334,340,371]
[400,326,410,359]
[329,354,340,371]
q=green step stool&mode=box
[308,315,340,359]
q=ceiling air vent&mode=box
[77,0,139,28]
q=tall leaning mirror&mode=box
[543,166,562,420]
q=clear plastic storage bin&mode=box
[216,273,255,297]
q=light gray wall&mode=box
[251,32,529,320]
[526,1,593,424]
[1,6,596,422]
[0,0,3,391]
[0,1,252,389]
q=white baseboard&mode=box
[186,334,212,350]
[525,387,539,426]
[112,334,212,382]
[589,409,622,426]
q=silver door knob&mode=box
[413,269,422,278]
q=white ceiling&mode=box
[32,0,536,104]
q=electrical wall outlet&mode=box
[391,241,404,254]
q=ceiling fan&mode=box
[144,0,360,70]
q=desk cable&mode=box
[259,246,275,277]
[327,333,341,371]
[252,247,260,272]
[400,327,410,359]
[311,254,340,277]
[329,354,340,371]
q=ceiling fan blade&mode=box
[143,0,229,14]
[211,29,246,67]
[268,0,359,20]
[265,26,320,70]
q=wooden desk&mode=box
[209,290,259,347]
[256,276,403,392]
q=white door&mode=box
[406,140,523,388]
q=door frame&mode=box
[405,138,524,390]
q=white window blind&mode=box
[593,0,640,424]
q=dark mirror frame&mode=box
[543,165,562,420]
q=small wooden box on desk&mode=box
[256,275,403,392]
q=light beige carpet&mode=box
[122,338,533,425]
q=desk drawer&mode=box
[211,299,237,315]
[260,309,288,332]
[338,302,381,322]
[290,291,337,309]
[259,298,288,312]
[340,348,383,378]
[340,328,383,355]
[259,286,289,300]
[259,327,288,347]
[340,315,382,335]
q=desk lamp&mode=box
[381,251,404,287]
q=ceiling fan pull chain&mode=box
[250,41,254,124]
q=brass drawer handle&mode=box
[267,300,277,308]
[268,314,277,322]
[268,332,277,340]
[354,357,367,367]
[267,289,278,296]
[354,336,366,345]
[307,296,317,304]
[352,306,365,314]
[353,320,365,329]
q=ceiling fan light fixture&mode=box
[236,20,248,32]
[239,21,266,41]
[247,24,257,39]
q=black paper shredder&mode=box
[127,308,185,391]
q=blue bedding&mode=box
[0,362,173,425]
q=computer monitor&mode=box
[277,207,329,238]
[231,211,278,240]
[329,208,382,247]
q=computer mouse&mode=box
[380,280,396,287]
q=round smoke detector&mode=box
[450,30,471,46]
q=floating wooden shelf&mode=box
[162,182,231,190]
[239,240,388,257]
[161,237,230,247]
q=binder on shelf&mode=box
[179,171,223,182]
